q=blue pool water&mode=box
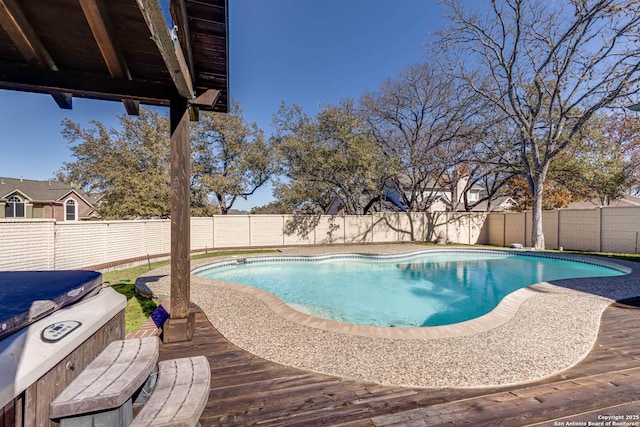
[196,252,624,327]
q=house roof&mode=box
[0,177,93,205]
[565,194,640,209]
[392,174,484,192]
[0,0,228,113]
[451,196,516,212]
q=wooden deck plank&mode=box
[371,375,640,426]
[158,299,640,426]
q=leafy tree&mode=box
[272,99,391,214]
[250,201,290,215]
[558,114,630,205]
[505,113,636,209]
[191,101,274,214]
[439,0,640,248]
[505,175,574,211]
[59,103,267,218]
[601,112,640,196]
[58,109,173,219]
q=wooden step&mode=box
[131,356,210,427]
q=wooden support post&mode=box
[163,95,194,343]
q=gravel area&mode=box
[137,244,640,388]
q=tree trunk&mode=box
[530,175,546,250]
[218,193,228,214]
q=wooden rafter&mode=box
[136,0,194,100]
[0,0,72,108]
[0,0,54,68]
[79,0,139,115]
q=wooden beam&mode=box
[52,92,73,110]
[169,0,195,79]
[188,91,220,121]
[192,89,220,109]
[136,0,194,100]
[0,62,174,106]
[79,0,141,115]
[0,0,73,108]
[163,95,194,343]
[123,99,140,115]
[189,106,199,122]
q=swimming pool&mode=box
[194,250,625,328]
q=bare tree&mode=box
[439,0,640,248]
[450,114,520,212]
[361,62,482,212]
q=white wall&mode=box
[5,207,636,271]
[486,206,640,253]
[0,212,489,271]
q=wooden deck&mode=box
[158,297,640,426]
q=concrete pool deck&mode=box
[137,244,640,388]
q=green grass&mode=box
[104,249,278,333]
[110,281,159,332]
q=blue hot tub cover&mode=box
[0,271,102,340]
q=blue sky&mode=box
[0,0,444,210]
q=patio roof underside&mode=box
[0,0,228,113]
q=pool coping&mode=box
[138,244,640,388]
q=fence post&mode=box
[343,215,346,243]
[502,213,506,247]
[598,207,603,252]
[371,214,374,243]
[557,210,561,250]
[523,212,527,247]
[211,215,216,249]
[445,212,449,244]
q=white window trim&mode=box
[65,198,78,221]
[6,195,25,218]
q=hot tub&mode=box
[0,271,126,426]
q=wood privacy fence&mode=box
[1,206,638,271]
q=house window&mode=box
[65,199,77,221]
[5,195,25,218]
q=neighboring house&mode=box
[450,196,517,213]
[326,176,514,215]
[0,177,97,221]
[564,194,640,209]
[325,190,406,216]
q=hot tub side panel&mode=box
[1,310,124,427]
